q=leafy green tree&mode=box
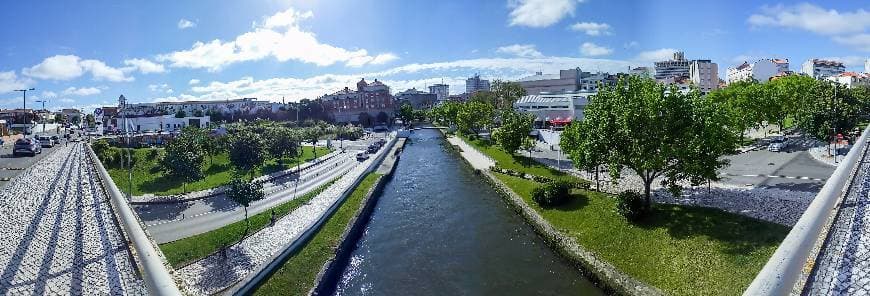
[562,118,607,190]
[492,110,534,153]
[563,76,737,207]
[398,103,414,124]
[162,129,206,193]
[429,101,462,126]
[456,100,494,136]
[266,127,298,166]
[175,110,187,118]
[226,176,265,236]
[54,113,64,124]
[795,81,862,143]
[520,136,536,167]
[469,91,497,106]
[491,80,527,110]
[228,134,267,177]
[85,114,95,127]
[768,75,818,129]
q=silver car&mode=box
[768,137,787,152]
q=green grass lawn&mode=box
[254,172,382,296]
[160,179,337,267]
[106,146,331,196]
[493,173,789,296]
[459,135,571,181]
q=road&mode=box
[0,128,81,186]
[0,143,144,294]
[136,136,381,244]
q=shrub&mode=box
[532,180,572,207]
[616,190,647,222]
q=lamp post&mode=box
[35,100,48,134]
[14,88,35,138]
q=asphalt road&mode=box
[0,128,80,185]
[136,136,382,244]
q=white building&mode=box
[689,60,719,94]
[517,68,616,95]
[113,115,211,133]
[866,58,870,74]
[428,84,449,102]
[801,59,845,79]
[727,59,790,84]
[120,98,275,117]
[826,72,870,89]
[654,51,690,80]
[466,74,490,93]
[513,91,595,127]
[629,66,654,78]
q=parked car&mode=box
[50,135,60,145]
[37,135,54,148]
[356,152,369,161]
[768,136,787,152]
[14,138,42,156]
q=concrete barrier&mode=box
[744,124,870,295]
[86,145,183,296]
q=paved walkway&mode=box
[445,136,494,170]
[804,147,870,295]
[176,136,395,295]
[0,143,145,295]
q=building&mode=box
[801,59,845,79]
[466,74,490,93]
[866,58,870,74]
[726,59,790,84]
[395,88,436,110]
[654,51,690,80]
[120,98,274,118]
[320,78,394,125]
[110,115,211,133]
[826,72,870,89]
[658,76,694,94]
[428,84,449,102]
[689,60,719,94]
[629,66,654,78]
[60,108,82,123]
[516,68,617,95]
[513,91,595,128]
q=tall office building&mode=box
[428,84,449,101]
[689,60,719,94]
[466,74,491,93]
[654,51,690,80]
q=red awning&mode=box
[549,118,572,124]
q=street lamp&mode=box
[14,88,35,137]
[35,100,48,134]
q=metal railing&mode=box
[87,145,183,296]
[744,124,870,295]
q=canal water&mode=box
[333,129,602,295]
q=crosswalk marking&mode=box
[720,172,826,182]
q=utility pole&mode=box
[35,100,48,134]
[14,88,35,138]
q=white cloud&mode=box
[188,79,201,85]
[0,71,33,94]
[178,19,197,29]
[832,34,870,52]
[570,22,611,36]
[41,91,58,98]
[748,4,870,36]
[123,58,166,74]
[62,86,101,96]
[59,98,75,103]
[634,48,679,63]
[22,55,84,80]
[580,42,612,57]
[508,0,583,28]
[148,83,173,94]
[158,7,397,71]
[623,41,639,49]
[496,44,544,58]
[23,55,133,82]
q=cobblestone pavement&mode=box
[804,153,870,295]
[0,143,145,295]
[176,137,393,295]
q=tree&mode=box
[520,137,536,167]
[162,128,206,193]
[429,101,462,126]
[85,114,95,127]
[469,91,497,106]
[562,118,607,190]
[266,127,298,167]
[491,80,527,110]
[492,110,534,153]
[226,176,265,236]
[53,113,64,124]
[795,81,862,144]
[456,100,494,136]
[228,134,268,177]
[563,76,737,207]
[71,115,81,126]
[398,103,414,125]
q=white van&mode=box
[37,135,54,148]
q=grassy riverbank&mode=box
[459,135,574,180]
[493,173,788,295]
[160,179,336,267]
[254,172,382,295]
[105,146,331,196]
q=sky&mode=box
[0,0,868,112]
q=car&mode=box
[37,135,54,148]
[356,152,370,161]
[13,138,42,156]
[768,136,787,152]
[50,135,60,145]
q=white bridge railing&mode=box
[744,124,870,295]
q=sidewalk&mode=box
[445,136,494,170]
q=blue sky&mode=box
[0,0,868,111]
